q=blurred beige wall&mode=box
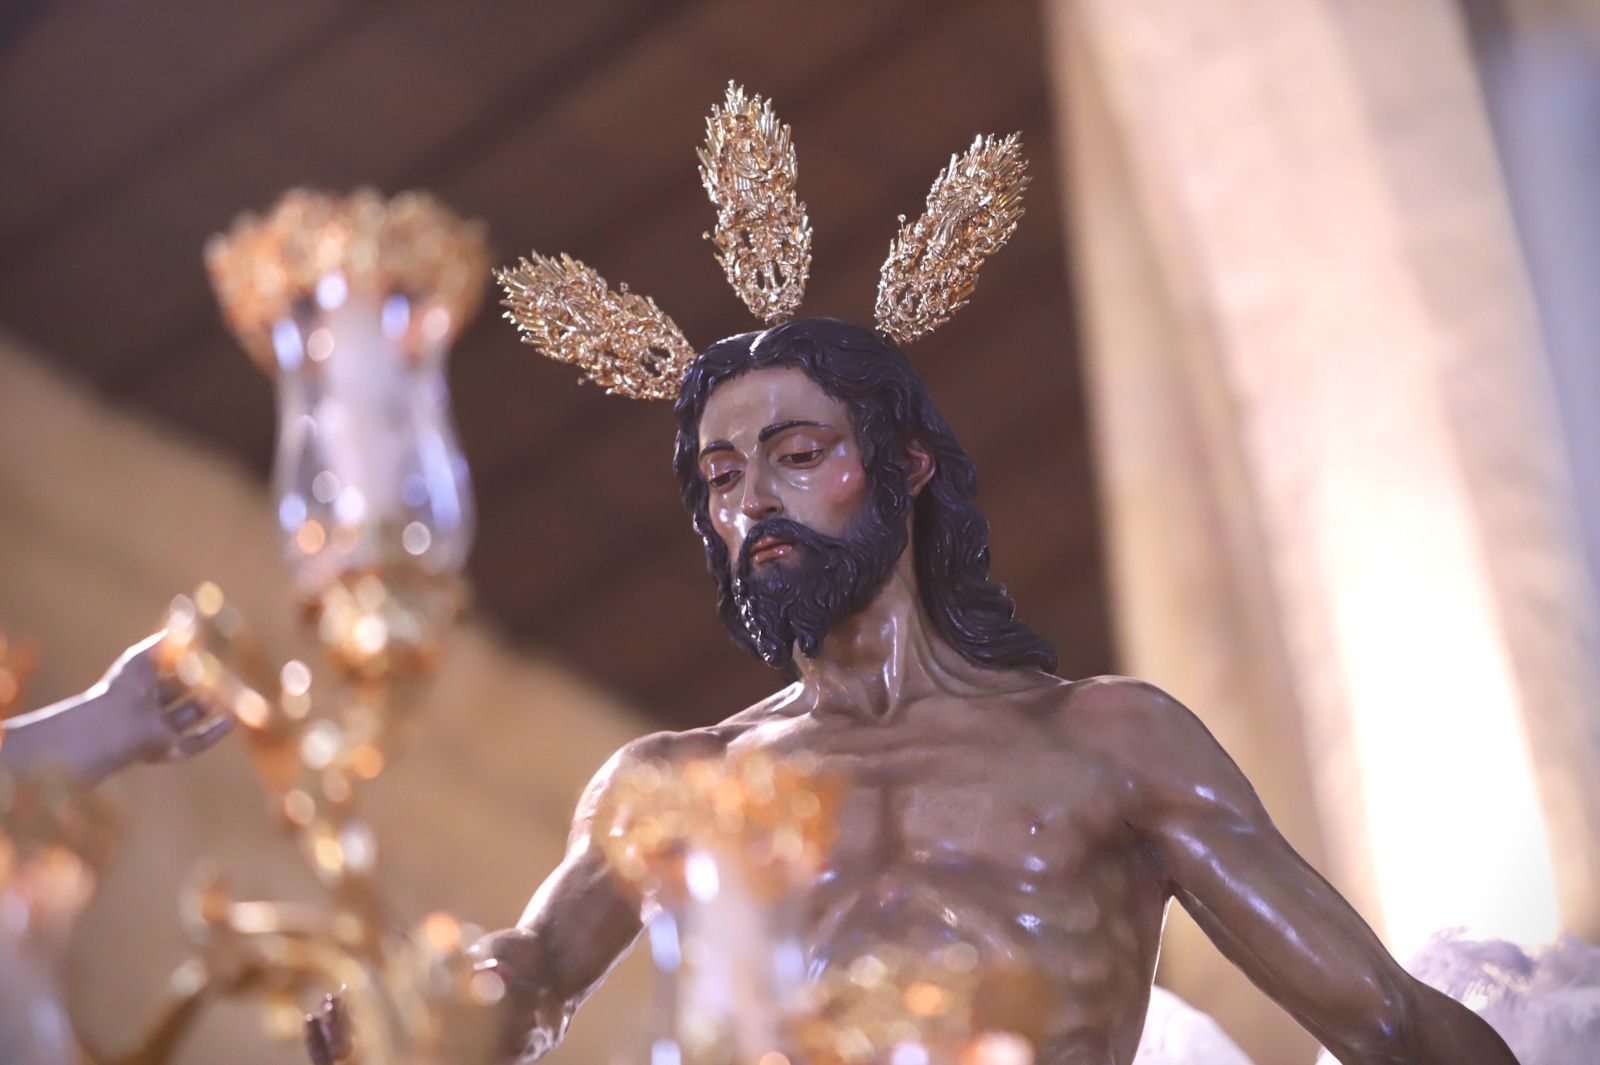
[0,336,653,1065]
[1050,0,1600,1060]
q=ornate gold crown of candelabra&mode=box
[205,188,489,373]
[496,82,1030,400]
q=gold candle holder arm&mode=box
[77,183,490,1065]
[78,967,214,1065]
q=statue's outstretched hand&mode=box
[98,631,235,766]
[1,631,234,784]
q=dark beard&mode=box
[730,506,908,672]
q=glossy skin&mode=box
[477,368,1519,1065]
[0,632,230,785]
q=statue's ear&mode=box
[906,439,936,497]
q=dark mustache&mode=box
[736,517,837,578]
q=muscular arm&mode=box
[472,740,658,1064]
[1086,678,1518,1065]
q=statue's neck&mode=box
[790,551,990,719]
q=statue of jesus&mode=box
[469,316,1519,1065]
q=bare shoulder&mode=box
[575,727,730,816]
[577,685,804,823]
[583,689,797,799]
[714,681,806,730]
[613,727,728,766]
[1052,674,1203,740]
[1051,675,1252,810]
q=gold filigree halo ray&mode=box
[205,188,490,372]
[874,132,1029,345]
[494,88,1030,401]
[496,253,697,401]
[698,81,812,323]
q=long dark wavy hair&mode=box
[672,317,1058,675]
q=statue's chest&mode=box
[735,711,1129,875]
[836,758,1126,876]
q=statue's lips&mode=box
[748,537,794,568]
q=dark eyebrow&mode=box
[698,419,827,461]
[758,418,827,443]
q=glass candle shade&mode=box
[597,753,842,1065]
[268,289,474,599]
[644,844,807,1065]
[206,189,488,680]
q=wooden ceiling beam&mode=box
[0,1,385,273]
[93,0,702,395]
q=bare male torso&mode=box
[714,675,1164,1063]
[479,668,1520,1065]
[481,668,1522,1065]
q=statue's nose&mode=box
[739,474,783,520]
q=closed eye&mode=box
[708,469,741,489]
[779,449,824,466]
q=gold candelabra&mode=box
[64,188,496,1065]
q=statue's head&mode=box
[673,317,1058,675]
[495,86,1043,676]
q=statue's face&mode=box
[695,365,870,578]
